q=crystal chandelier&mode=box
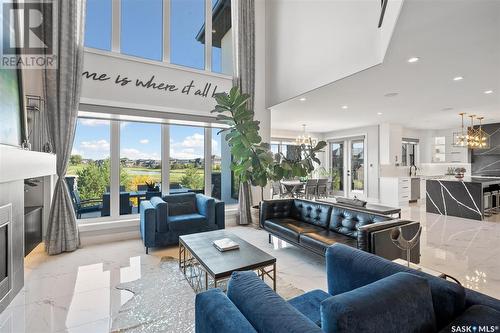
[453,113,490,149]
[296,124,317,146]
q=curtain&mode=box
[44,0,86,255]
[232,0,255,225]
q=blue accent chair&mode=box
[140,193,224,254]
[195,244,500,332]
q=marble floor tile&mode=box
[0,202,499,332]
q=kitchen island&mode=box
[426,177,500,220]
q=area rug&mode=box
[111,256,304,333]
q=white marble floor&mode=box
[0,203,499,332]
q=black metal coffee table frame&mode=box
[179,230,277,293]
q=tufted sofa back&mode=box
[290,200,332,228]
[329,206,391,238]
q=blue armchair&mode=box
[140,193,224,254]
[195,244,500,333]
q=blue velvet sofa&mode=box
[195,244,500,333]
[139,193,224,253]
[260,198,421,263]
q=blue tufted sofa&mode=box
[195,244,500,333]
[140,193,224,253]
[260,198,421,262]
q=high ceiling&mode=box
[270,0,500,133]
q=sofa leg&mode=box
[145,247,149,254]
[268,234,272,244]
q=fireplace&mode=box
[0,204,11,303]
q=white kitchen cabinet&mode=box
[380,177,410,207]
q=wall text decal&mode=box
[82,71,220,98]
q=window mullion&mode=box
[162,124,170,195]
[204,0,212,71]
[111,0,121,52]
[162,0,171,62]
[204,127,212,196]
[110,120,120,217]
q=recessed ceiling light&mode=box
[299,97,307,102]
[484,90,493,94]
[341,105,348,109]
[377,112,383,115]
[384,92,399,97]
[407,57,419,63]
[453,76,464,81]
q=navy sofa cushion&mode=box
[329,206,391,238]
[326,244,466,330]
[288,289,331,326]
[321,272,436,333]
[162,193,197,216]
[227,271,322,333]
[291,200,332,228]
[439,305,500,332]
[195,289,257,333]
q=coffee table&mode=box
[179,230,277,293]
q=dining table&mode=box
[280,180,304,197]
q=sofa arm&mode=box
[320,272,436,333]
[140,201,157,247]
[358,220,421,263]
[195,289,257,333]
[357,219,412,251]
[195,194,215,225]
[227,271,322,333]
[150,197,169,233]
[259,199,293,228]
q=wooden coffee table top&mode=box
[179,230,276,279]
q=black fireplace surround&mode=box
[260,199,421,263]
[0,219,9,301]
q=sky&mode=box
[72,119,222,161]
[84,0,222,71]
[77,0,228,161]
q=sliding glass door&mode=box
[329,137,366,199]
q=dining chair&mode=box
[316,178,328,199]
[272,182,283,198]
[304,179,318,200]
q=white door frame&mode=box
[327,135,367,199]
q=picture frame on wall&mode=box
[0,0,27,148]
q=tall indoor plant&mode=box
[212,87,326,224]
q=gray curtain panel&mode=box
[44,0,86,255]
[232,0,255,225]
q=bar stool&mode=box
[483,191,492,217]
[491,190,499,214]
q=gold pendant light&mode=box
[453,113,490,149]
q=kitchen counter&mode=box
[425,177,500,220]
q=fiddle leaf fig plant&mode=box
[211,86,327,196]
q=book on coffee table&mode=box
[213,238,239,252]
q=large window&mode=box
[121,0,163,61]
[68,119,111,220]
[120,122,162,216]
[171,0,205,70]
[83,0,232,74]
[170,125,205,193]
[84,0,112,50]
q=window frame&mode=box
[84,0,230,74]
[74,115,231,225]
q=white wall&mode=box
[221,28,233,76]
[81,50,232,117]
[323,125,380,202]
[266,0,403,106]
